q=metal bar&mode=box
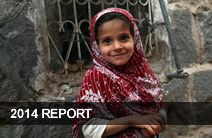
[79,30,92,56]
[126,1,129,11]
[76,34,82,60]
[88,1,92,23]
[101,0,104,10]
[64,32,76,75]
[114,1,117,7]
[159,0,188,78]
[48,33,65,63]
[139,0,149,6]
[148,0,152,50]
[65,32,76,63]
[159,0,182,71]
[47,0,162,73]
[138,2,142,26]
[57,0,63,32]
[73,0,82,61]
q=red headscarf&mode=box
[72,8,163,137]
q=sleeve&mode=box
[158,108,167,132]
[82,118,110,138]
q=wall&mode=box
[151,0,212,137]
[0,0,211,137]
[0,0,74,137]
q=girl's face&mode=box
[98,19,134,66]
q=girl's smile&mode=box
[98,19,134,66]
[75,8,164,138]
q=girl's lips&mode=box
[111,53,127,57]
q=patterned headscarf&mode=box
[72,8,163,137]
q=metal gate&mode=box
[46,0,153,75]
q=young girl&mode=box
[72,8,166,138]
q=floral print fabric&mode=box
[72,8,163,138]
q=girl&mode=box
[72,8,166,138]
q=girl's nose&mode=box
[113,41,123,50]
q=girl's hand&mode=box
[140,110,165,136]
[102,110,165,137]
[140,125,161,137]
[141,128,152,137]
[129,111,164,136]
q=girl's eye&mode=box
[103,39,111,44]
[121,36,128,40]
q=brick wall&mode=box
[151,0,212,137]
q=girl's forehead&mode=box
[100,22,130,35]
[98,18,128,27]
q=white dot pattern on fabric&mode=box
[73,8,163,138]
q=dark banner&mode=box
[0,102,211,125]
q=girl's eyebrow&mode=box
[98,31,131,41]
[120,32,131,35]
[99,36,110,41]
[100,32,131,39]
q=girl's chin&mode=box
[110,62,127,66]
